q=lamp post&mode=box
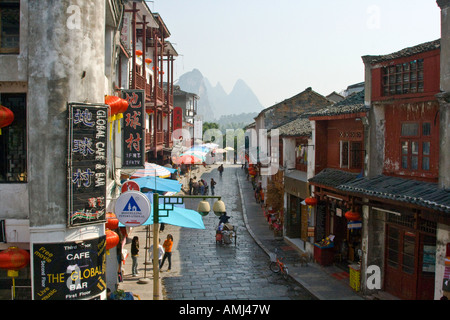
[152,193,225,300]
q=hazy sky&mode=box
[150,0,441,109]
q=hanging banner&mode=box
[32,236,106,300]
[68,103,108,227]
[173,106,183,131]
[121,90,145,168]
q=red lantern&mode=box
[304,197,318,206]
[0,105,14,135]
[345,210,361,221]
[0,246,30,271]
[105,95,122,117]
[135,50,143,57]
[105,212,119,230]
[118,98,129,114]
[0,246,30,299]
[106,229,120,251]
[145,58,152,64]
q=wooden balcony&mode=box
[145,132,153,151]
[145,130,164,152]
[166,93,173,107]
[131,71,152,101]
[153,85,164,105]
[156,131,164,146]
[165,130,173,148]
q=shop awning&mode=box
[337,175,450,214]
[308,168,360,189]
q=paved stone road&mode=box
[159,165,316,300]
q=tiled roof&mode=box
[308,168,360,188]
[337,175,450,214]
[275,117,311,137]
[364,39,440,64]
[308,90,368,118]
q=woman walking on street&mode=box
[210,178,216,195]
[131,236,139,276]
[160,234,174,271]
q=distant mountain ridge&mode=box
[176,69,263,122]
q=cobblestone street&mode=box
[158,165,316,300]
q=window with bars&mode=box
[400,122,431,171]
[0,93,26,182]
[382,59,424,96]
[340,141,363,169]
[0,0,20,54]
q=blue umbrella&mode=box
[132,176,182,193]
[144,206,205,229]
[145,192,205,229]
[188,145,210,153]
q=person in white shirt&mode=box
[149,238,164,268]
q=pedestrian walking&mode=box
[160,234,174,271]
[199,179,204,195]
[131,236,139,276]
[149,238,164,268]
[218,164,224,177]
[255,182,262,203]
[188,178,193,195]
[210,178,216,195]
[193,178,199,195]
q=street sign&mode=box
[121,180,140,193]
[115,191,151,227]
[67,103,108,227]
[121,90,145,168]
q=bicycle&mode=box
[269,248,289,280]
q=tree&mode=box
[202,122,219,134]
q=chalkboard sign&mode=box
[68,103,108,227]
[121,90,145,168]
[315,202,326,242]
[32,236,106,300]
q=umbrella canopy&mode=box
[118,206,205,229]
[202,143,219,149]
[144,192,205,229]
[172,154,204,164]
[131,162,171,178]
[132,176,182,193]
[189,145,210,153]
[214,148,226,154]
[182,150,208,157]
[224,146,234,151]
[144,206,205,229]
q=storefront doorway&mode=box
[287,195,301,238]
[384,213,436,300]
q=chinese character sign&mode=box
[68,104,108,226]
[173,107,183,131]
[121,90,145,168]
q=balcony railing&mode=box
[133,73,152,101]
[153,85,164,103]
[145,131,164,151]
[145,132,153,151]
[156,131,164,146]
[166,93,173,107]
[165,130,173,148]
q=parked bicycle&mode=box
[269,248,289,280]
